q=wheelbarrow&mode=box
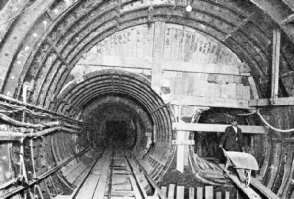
[222,148,259,187]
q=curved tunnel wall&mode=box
[1,0,294,198]
[55,69,174,181]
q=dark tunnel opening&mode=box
[106,121,128,142]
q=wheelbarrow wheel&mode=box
[244,169,251,187]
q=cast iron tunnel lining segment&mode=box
[1,0,294,198]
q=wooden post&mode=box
[271,29,281,104]
[151,22,165,94]
[168,184,175,199]
[189,187,195,199]
[205,186,213,199]
[196,187,203,199]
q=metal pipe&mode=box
[0,131,24,141]
[0,113,61,128]
[0,147,91,199]
[0,127,79,141]
[131,154,167,199]
[62,122,81,130]
[0,93,86,125]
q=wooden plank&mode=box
[73,168,91,186]
[189,187,194,199]
[111,191,134,196]
[225,191,230,199]
[75,174,99,199]
[219,165,262,199]
[62,161,83,177]
[249,97,294,106]
[248,76,259,99]
[176,186,185,199]
[250,178,280,199]
[216,192,222,199]
[77,60,249,77]
[172,123,268,134]
[271,29,280,104]
[168,184,175,199]
[205,186,213,199]
[196,187,203,199]
[151,22,165,94]
[66,164,87,183]
[161,186,167,197]
[75,155,109,199]
[92,155,112,199]
[112,184,132,191]
[176,131,185,173]
[166,96,251,109]
[126,158,146,199]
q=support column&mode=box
[151,22,165,94]
[173,107,207,173]
[271,29,281,104]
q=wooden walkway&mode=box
[53,146,280,199]
[160,185,230,199]
[54,145,155,199]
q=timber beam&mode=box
[172,123,268,134]
[249,97,294,106]
[167,96,253,110]
[270,29,281,104]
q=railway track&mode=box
[60,142,164,199]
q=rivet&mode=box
[53,9,59,14]
[33,33,38,37]
[17,61,21,64]
[25,46,30,51]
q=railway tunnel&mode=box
[1,0,294,198]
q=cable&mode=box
[238,111,257,116]
[256,110,294,133]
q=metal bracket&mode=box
[172,140,195,145]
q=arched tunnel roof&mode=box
[1,0,294,101]
[1,1,294,197]
[55,69,172,141]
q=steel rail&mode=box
[107,149,115,199]
[0,146,91,199]
[124,151,148,199]
[131,153,168,199]
[71,147,107,199]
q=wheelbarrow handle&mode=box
[221,147,228,157]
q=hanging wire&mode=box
[256,110,294,133]
[237,111,257,116]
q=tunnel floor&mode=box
[60,142,152,199]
